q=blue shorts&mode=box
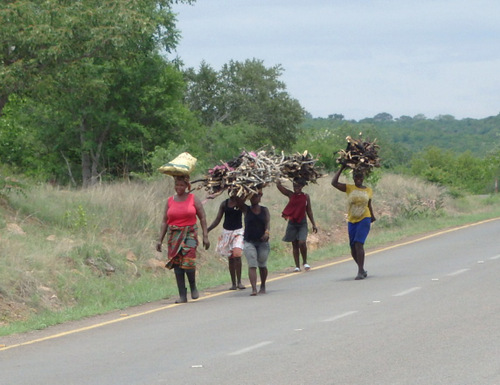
[348,217,371,246]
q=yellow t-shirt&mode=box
[345,184,373,223]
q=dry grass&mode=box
[1,172,499,335]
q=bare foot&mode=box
[250,291,258,296]
[259,287,266,294]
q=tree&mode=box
[328,114,344,121]
[1,0,189,114]
[0,96,43,175]
[20,54,190,186]
[410,147,493,194]
[184,59,305,150]
[1,0,194,186]
[373,112,393,122]
[435,114,456,121]
[485,148,500,193]
[183,62,222,127]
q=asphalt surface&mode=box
[1,218,499,385]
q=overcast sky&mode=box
[171,0,500,121]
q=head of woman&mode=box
[173,175,190,195]
[353,170,364,187]
[250,191,263,206]
[292,177,307,193]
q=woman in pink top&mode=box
[157,175,210,303]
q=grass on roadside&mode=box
[1,173,499,336]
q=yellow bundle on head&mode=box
[158,152,197,176]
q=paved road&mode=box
[1,219,499,385]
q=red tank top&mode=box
[167,194,197,226]
[281,193,307,223]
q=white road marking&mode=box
[447,268,470,276]
[229,341,273,356]
[393,287,421,297]
[490,255,500,260]
[322,311,358,323]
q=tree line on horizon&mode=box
[299,114,500,195]
[1,0,499,195]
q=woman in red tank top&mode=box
[277,177,318,272]
[156,175,210,303]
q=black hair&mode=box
[293,177,307,186]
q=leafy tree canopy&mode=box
[0,0,191,114]
[0,0,194,186]
[183,59,305,150]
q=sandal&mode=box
[304,264,311,271]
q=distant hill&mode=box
[302,113,500,156]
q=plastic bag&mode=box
[158,152,197,176]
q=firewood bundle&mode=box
[336,135,380,174]
[194,150,281,198]
[279,150,323,184]
[194,149,323,198]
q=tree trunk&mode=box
[81,151,92,188]
[90,144,102,186]
[80,118,109,187]
[80,118,92,188]
[0,93,9,116]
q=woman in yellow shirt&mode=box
[331,165,376,280]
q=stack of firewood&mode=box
[336,134,381,174]
[279,150,323,183]
[194,149,323,198]
[194,150,280,198]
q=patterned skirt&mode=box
[165,224,198,270]
[216,228,244,257]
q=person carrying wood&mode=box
[331,165,376,280]
[207,194,246,291]
[276,177,318,272]
[235,190,271,296]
